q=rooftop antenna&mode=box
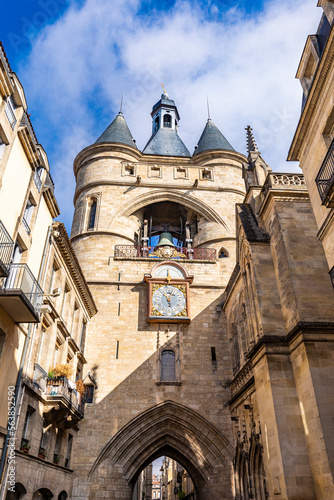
[119,93,123,114]
[207,96,211,121]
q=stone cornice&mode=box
[190,149,247,165]
[288,26,334,161]
[258,188,309,219]
[42,187,60,218]
[73,142,142,175]
[73,179,245,205]
[229,322,334,403]
[17,127,39,169]
[52,222,97,318]
[73,142,248,177]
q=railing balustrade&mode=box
[315,138,334,204]
[45,377,85,415]
[114,245,216,261]
[0,220,14,274]
[22,216,31,235]
[3,263,43,315]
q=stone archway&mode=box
[87,401,234,500]
[5,483,27,500]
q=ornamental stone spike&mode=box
[246,125,258,154]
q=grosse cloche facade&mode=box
[0,1,334,499]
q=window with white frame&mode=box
[5,96,16,129]
[0,140,5,162]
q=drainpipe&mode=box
[0,224,53,498]
[0,325,31,499]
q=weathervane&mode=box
[160,83,167,94]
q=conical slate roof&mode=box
[95,112,137,148]
[143,128,191,157]
[193,119,234,155]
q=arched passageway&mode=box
[5,483,27,500]
[32,489,53,500]
[87,401,234,500]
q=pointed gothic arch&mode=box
[116,190,229,230]
[248,433,268,500]
[87,400,234,498]
[234,442,250,500]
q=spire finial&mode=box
[207,96,211,121]
[160,83,169,99]
[246,125,258,154]
[119,93,123,114]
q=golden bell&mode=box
[156,232,174,247]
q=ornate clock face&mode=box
[152,285,186,317]
[153,265,184,279]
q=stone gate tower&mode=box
[70,91,246,500]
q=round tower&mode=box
[70,93,247,500]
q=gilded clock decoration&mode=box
[151,284,187,317]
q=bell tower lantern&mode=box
[151,85,179,135]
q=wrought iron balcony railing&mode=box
[114,245,217,261]
[22,216,31,235]
[0,263,43,322]
[45,377,85,416]
[315,138,334,207]
[0,220,14,277]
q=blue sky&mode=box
[1,0,321,231]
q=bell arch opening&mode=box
[125,199,227,250]
[117,190,229,229]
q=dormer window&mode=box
[163,114,172,128]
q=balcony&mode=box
[114,245,217,261]
[43,377,85,428]
[315,138,334,207]
[0,263,43,322]
[0,220,14,277]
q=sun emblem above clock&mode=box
[145,262,193,323]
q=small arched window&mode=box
[161,349,175,381]
[154,115,160,133]
[163,114,172,128]
[87,199,97,230]
[219,248,228,258]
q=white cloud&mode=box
[19,0,320,229]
